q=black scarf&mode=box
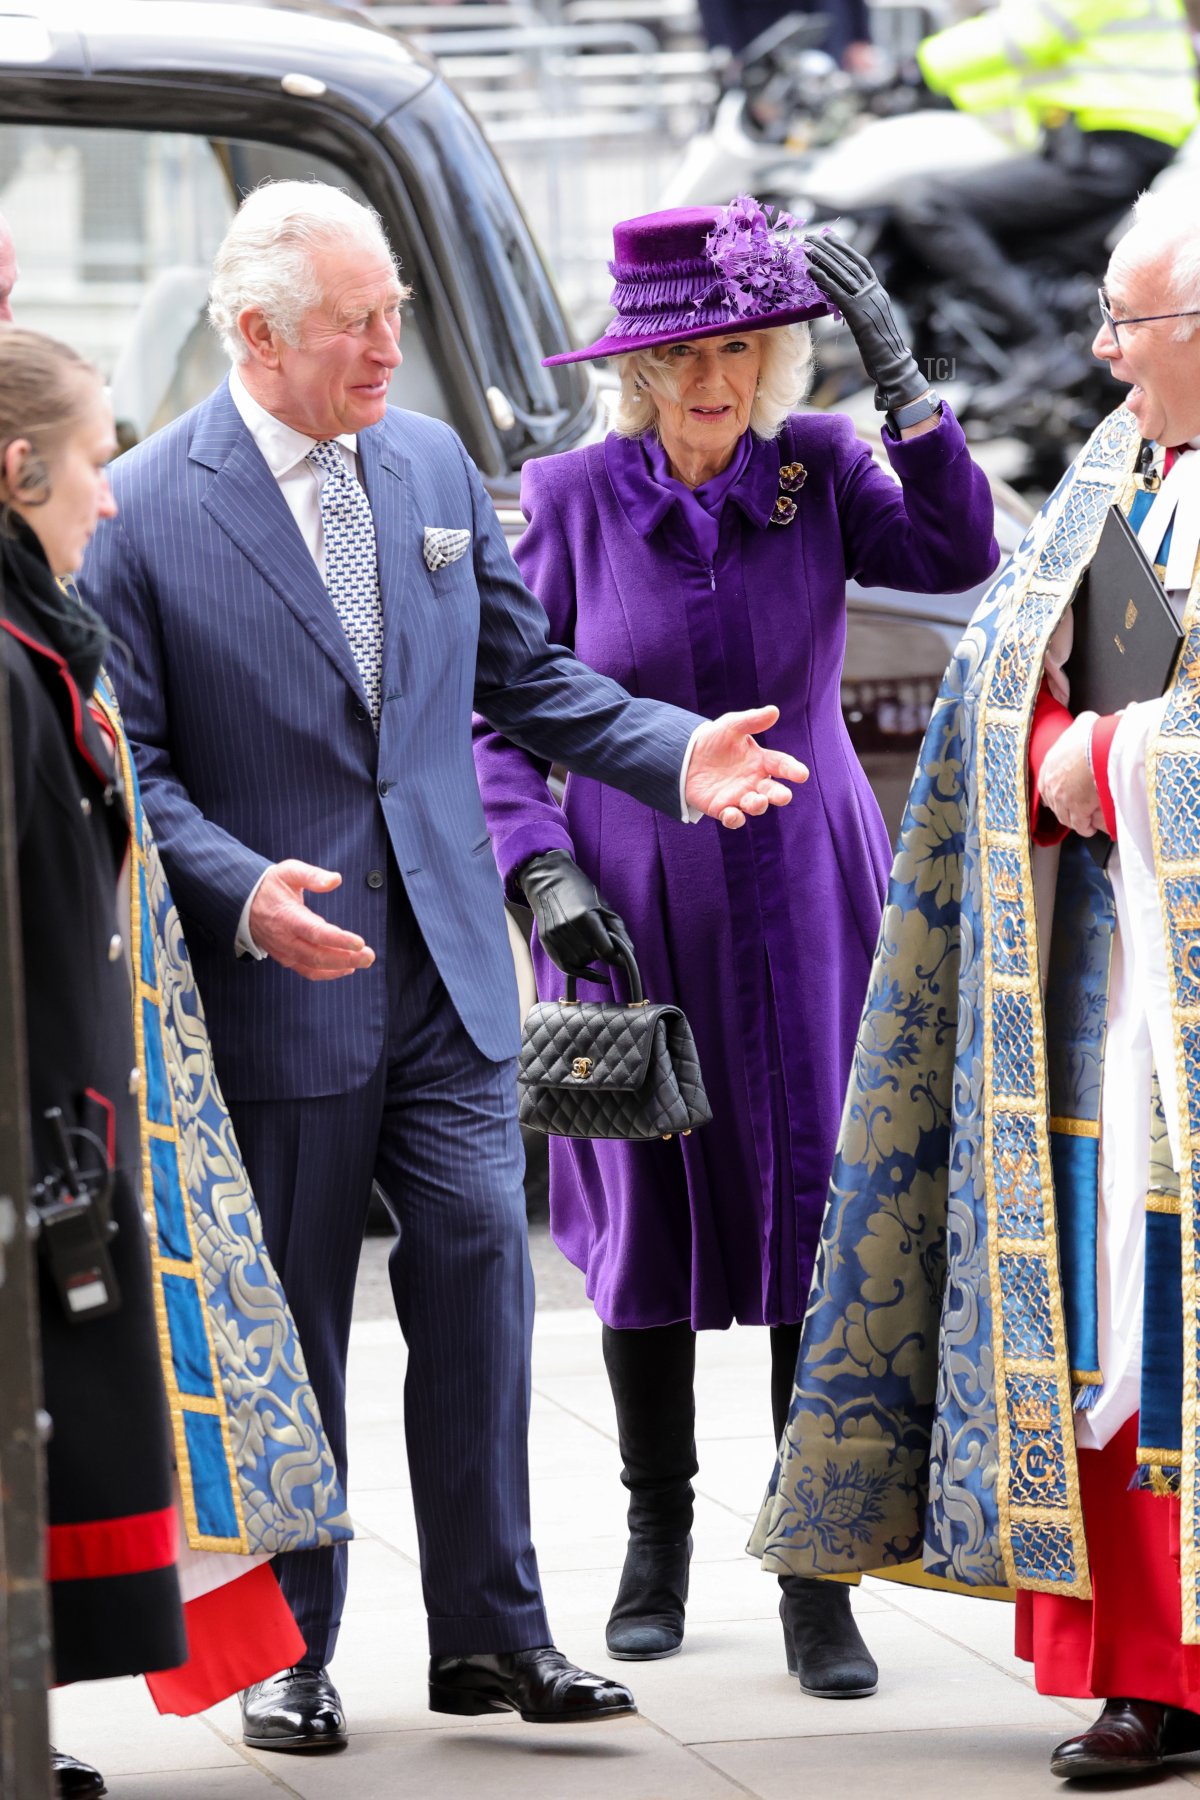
[1,516,109,693]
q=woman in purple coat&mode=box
[473,202,998,1692]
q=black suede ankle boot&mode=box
[606,1533,693,1659]
[778,1575,878,1698]
[602,1322,698,1661]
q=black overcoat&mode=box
[1,525,185,1684]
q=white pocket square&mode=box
[424,526,471,572]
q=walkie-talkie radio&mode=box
[32,1106,121,1323]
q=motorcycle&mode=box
[662,16,1149,493]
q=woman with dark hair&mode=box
[474,202,998,1695]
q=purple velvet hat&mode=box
[543,196,832,366]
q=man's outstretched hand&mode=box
[249,861,376,980]
[685,706,809,829]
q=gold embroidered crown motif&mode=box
[992,862,1022,903]
[1012,1393,1055,1435]
[1172,897,1200,935]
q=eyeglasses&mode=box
[1097,287,1200,344]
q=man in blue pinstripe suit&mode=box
[79,182,806,1752]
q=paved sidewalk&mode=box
[51,1241,1200,1798]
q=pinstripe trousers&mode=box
[230,863,551,1664]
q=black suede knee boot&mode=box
[769,1323,877,1698]
[602,1321,697,1660]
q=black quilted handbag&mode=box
[518,943,712,1142]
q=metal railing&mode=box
[373,3,715,330]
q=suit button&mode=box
[80,796,92,816]
[378,779,391,797]
[108,934,122,962]
[102,784,116,807]
[353,702,368,721]
[128,1066,142,1094]
[366,869,384,890]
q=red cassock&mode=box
[1016,1419,1200,1708]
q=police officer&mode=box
[894,0,1199,369]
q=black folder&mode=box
[1066,503,1184,864]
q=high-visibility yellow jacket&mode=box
[917,0,1199,146]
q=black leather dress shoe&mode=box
[428,1646,637,1723]
[1050,1697,1176,1778]
[241,1664,348,1752]
[51,1747,106,1797]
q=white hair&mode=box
[1122,188,1200,341]
[609,323,813,440]
[207,180,408,363]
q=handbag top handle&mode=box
[564,939,645,1006]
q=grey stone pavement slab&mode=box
[49,1237,1198,1796]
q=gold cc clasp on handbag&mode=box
[571,1056,593,1080]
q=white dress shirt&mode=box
[228,365,359,578]
[229,368,361,955]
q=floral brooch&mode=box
[771,461,806,526]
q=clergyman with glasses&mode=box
[749,187,1200,1783]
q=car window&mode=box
[842,613,954,840]
[392,83,592,457]
[0,124,448,447]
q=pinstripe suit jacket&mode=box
[80,379,700,1099]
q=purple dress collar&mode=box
[603,429,778,558]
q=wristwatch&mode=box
[888,390,942,433]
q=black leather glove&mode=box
[802,229,929,414]
[515,850,632,980]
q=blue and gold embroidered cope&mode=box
[98,682,352,1559]
[750,406,1200,1640]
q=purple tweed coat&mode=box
[473,408,997,1330]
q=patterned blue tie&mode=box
[307,438,384,729]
